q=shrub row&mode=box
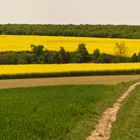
[0,43,136,64]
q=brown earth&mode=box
[0,75,140,89]
[87,81,140,140]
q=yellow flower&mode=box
[0,35,140,56]
[0,63,140,75]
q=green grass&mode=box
[110,85,140,140]
[0,83,130,140]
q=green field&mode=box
[110,85,140,140]
[0,83,130,140]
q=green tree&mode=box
[31,44,44,56]
[31,44,45,63]
[130,53,137,62]
[17,53,28,64]
[137,52,140,62]
[72,43,89,63]
[97,53,110,63]
[44,50,51,64]
[59,47,67,63]
[3,53,18,64]
[92,49,100,62]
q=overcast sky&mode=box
[0,0,140,25]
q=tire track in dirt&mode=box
[87,81,140,140]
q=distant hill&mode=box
[0,24,140,39]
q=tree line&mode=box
[1,24,140,39]
[0,43,138,64]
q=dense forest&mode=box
[1,24,140,39]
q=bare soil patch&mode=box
[0,75,140,89]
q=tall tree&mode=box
[130,53,137,62]
[31,44,45,63]
[59,47,67,63]
[114,42,129,62]
[72,43,89,63]
[92,49,100,62]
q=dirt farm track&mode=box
[0,75,140,89]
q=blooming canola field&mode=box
[0,63,140,76]
[0,35,140,55]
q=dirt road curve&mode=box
[0,75,140,89]
[87,81,140,140]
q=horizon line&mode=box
[0,23,140,26]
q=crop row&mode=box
[0,35,140,55]
[0,63,140,79]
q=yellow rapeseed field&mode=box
[0,35,140,55]
[0,63,140,75]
